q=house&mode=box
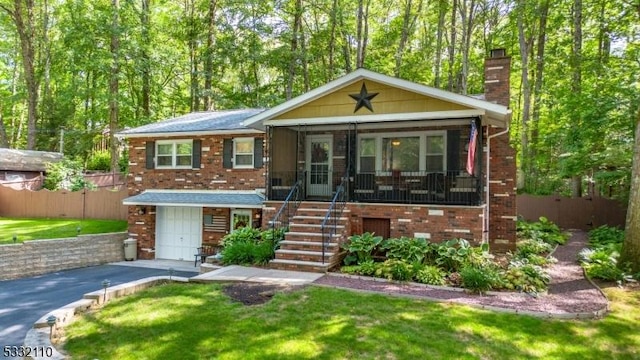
[119,49,516,270]
[0,148,63,190]
[247,49,516,272]
[118,110,267,260]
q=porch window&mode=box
[359,138,376,172]
[382,136,420,172]
[357,131,446,173]
[231,209,252,231]
[233,138,254,168]
[156,140,192,168]
[425,135,445,172]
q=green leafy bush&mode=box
[220,228,281,265]
[517,217,568,245]
[584,262,624,281]
[433,238,474,272]
[460,265,502,294]
[221,227,262,247]
[221,241,256,265]
[415,265,446,285]
[516,239,554,257]
[588,226,624,249]
[502,260,550,293]
[382,237,430,263]
[44,158,95,191]
[375,259,414,281]
[342,232,384,265]
[86,150,111,171]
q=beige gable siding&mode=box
[273,80,471,120]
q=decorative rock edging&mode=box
[322,272,606,319]
[23,275,189,360]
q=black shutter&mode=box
[145,141,155,169]
[192,139,202,169]
[223,139,233,168]
[447,130,460,172]
[254,138,263,168]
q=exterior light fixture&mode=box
[391,139,401,146]
[101,279,111,303]
[46,315,57,340]
[12,234,17,243]
[138,206,146,215]
[76,226,81,236]
[168,267,175,280]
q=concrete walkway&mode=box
[110,259,198,273]
[190,265,323,285]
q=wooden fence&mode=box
[0,186,128,220]
[517,194,627,230]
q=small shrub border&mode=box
[338,218,566,294]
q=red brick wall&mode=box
[484,53,517,251]
[126,134,266,258]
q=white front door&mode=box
[306,135,333,197]
[156,206,202,260]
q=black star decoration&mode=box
[349,83,379,113]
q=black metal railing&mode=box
[268,171,304,200]
[351,170,480,206]
[320,174,348,264]
[269,179,303,242]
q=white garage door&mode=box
[156,206,202,261]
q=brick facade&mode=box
[126,134,266,259]
[484,52,517,251]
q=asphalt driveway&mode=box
[0,265,197,359]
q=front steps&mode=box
[269,202,349,273]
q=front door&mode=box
[156,206,202,260]
[306,135,333,197]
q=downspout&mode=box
[484,124,510,244]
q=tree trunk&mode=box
[356,0,370,68]
[203,0,218,111]
[285,0,302,100]
[620,110,640,273]
[530,0,549,190]
[517,5,532,190]
[394,0,420,77]
[433,0,446,88]
[570,0,582,198]
[0,105,9,148]
[3,0,39,149]
[328,0,338,80]
[109,0,120,173]
[447,0,457,92]
[141,0,151,117]
[458,0,475,95]
[187,0,199,111]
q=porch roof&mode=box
[123,190,264,208]
[243,69,511,130]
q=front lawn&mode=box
[0,218,127,244]
[62,283,640,360]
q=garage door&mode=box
[156,206,202,260]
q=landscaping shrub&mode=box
[579,225,627,282]
[516,239,554,257]
[460,265,502,294]
[342,232,383,265]
[221,227,261,247]
[502,260,550,293]
[415,265,446,285]
[517,217,568,245]
[433,238,474,272]
[221,240,256,265]
[588,225,624,249]
[86,150,111,171]
[252,240,277,265]
[382,237,430,263]
[375,259,414,281]
[220,228,282,266]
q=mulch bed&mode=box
[222,283,303,305]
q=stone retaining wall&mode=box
[0,232,128,281]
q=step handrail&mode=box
[269,179,303,242]
[320,175,347,264]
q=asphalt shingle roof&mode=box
[123,191,264,208]
[117,109,265,136]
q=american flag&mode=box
[466,121,477,175]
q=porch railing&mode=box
[351,170,480,206]
[269,179,303,242]
[320,174,348,264]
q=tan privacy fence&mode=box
[517,195,627,230]
[0,186,128,220]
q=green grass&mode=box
[62,283,640,360]
[0,218,127,244]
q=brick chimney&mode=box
[484,48,516,253]
[484,48,511,107]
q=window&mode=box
[231,209,252,231]
[234,138,254,168]
[425,135,445,172]
[156,140,192,168]
[382,136,420,172]
[357,132,446,174]
[359,138,376,172]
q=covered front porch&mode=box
[265,120,482,207]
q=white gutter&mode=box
[484,125,510,244]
